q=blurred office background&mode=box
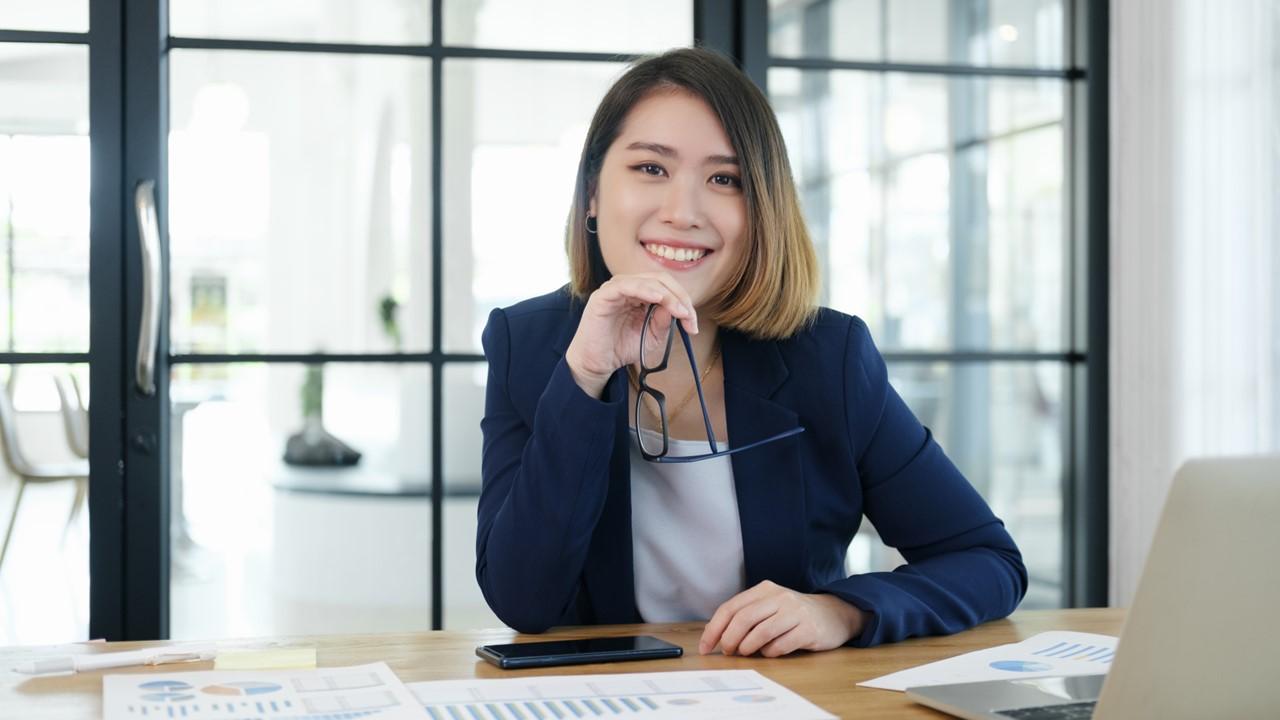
[0,0,1271,645]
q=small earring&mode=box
[585,214,598,235]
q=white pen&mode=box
[12,645,216,676]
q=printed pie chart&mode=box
[138,680,195,702]
[201,681,283,696]
[139,680,192,691]
[989,660,1053,672]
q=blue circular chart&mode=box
[139,680,192,691]
[989,660,1053,672]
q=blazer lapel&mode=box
[552,297,641,624]
[721,330,810,592]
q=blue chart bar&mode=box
[426,697,661,720]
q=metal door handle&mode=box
[134,180,160,396]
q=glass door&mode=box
[0,3,92,644]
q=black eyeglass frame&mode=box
[634,304,805,463]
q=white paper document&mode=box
[408,669,836,719]
[104,662,422,720]
[860,631,1119,692]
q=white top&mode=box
[629,429,746,622]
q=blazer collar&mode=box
[721,329,809,592]
[552,292,584,356]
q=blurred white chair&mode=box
[0,378,89,569]
[53,374,89,534]
[53,375,88,459]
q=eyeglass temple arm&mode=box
[677,323,719,454]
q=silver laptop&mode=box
[908,455,1280,720]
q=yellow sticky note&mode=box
[214,647,317,670]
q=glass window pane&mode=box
[443,59,623,353]
[769,0,1066,69]
[169,362,435,638]
[865,361,1064,608]
[0,43,89,353]
[443,362,502,629]
[169,51,432,355]
[445,0,692,54]
[0,2,87,33]
[169,0,431,45]
[0,363,90,645]
[768,0,880,61]
[771,68,1065,351]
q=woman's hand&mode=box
[564,272,698,398]
[698,581,869,657]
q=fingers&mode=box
[736,612,801,657]
[595,273,698,334]
[716,599,780,656]
[759,625,806,658]
[644,273,699,335]
[699,581,782,655]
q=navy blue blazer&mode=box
[477,287,1027,646]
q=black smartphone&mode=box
[475,635,683,669]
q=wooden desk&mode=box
[1,608,1122,719]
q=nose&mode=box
[657,175,703,230]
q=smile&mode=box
[643,242,710,265]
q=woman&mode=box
[477,47,1026,657]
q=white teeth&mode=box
[645,243,706,262]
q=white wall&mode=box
[1110,0,1279,605]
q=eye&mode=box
[710,173,742,189]
[633,163,666,177]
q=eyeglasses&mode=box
[633,303,805,463]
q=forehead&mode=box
[614,89,734,156]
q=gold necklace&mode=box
[627,341,721,427]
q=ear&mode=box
[588,191,598,217]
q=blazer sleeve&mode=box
[475,307,622,633]
[818,318,1029,647]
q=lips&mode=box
[643,241,708,262]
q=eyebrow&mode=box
[625,141,739,166]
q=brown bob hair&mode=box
[566,47,819,340]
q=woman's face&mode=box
[590,89,747,309]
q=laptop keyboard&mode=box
[995,701,1097,719]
